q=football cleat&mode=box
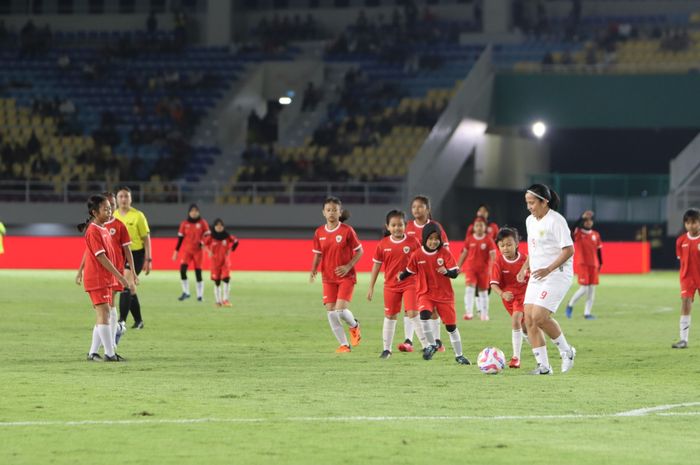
[349,320,362,346]
[480,314,490,321]
[132,321,144,330]
[335,345,351,353]
[422,344,437,360]
[455,355,471,365]
[561,347,576,373]
[379,350,392,359]
[435,339,445,352]
[222,300,232,307]
[86,353,103,362]
[214,302,222,308]
[508,356,521,368]
[397,339,414,352]
[672,340,688,349]
[529,364,552,375]
[463,313,473,320]
[565,305,573,319]
[584,314,596,320]
[197,297,203,302]
[104,354,126,362]
[178,293,190,301]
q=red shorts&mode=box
[87,288,113,306]
[464,268,490,290]
[383,286,417,317]
[681,276,700,300]
[323,280,355,305]
[577,265,599,286]
[211,263,230,281]
[417,296,456,325]
[502,292,525,316]
[181,249,204,268]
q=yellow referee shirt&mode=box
[114,208,150,251]
[0,221,5,254]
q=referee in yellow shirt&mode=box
[114,186,152,329]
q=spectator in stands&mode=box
[301,82,320,112]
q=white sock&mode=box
[181,279,189,295]
[97,324,115,357]
[383,318,397,351]
[327,311,348,346]
[478,290,489,318]
[523,333,530,346]
[196,281,204,299]
[223,281,230,301]
[584,286,596,316]
[338,309,358,327]
[433,318,441,342]
[214,285,222,304]
[421,319,436,345]
[569,285,587,307]
[403,315,414,342]
[512,329,523,358]
[552,333,571,355]
[532,345,549,369]
[464,286,475,316]
[109,307,118,346]
[448,328,463,357]
[411,316,427,348]
[680,315,691,342]
[89,325,101,354]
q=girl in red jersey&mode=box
[77,192,137,352]
[398,223,470,364]
[205,218,239,308]
[406,195,448,351]
[565,211,603,320]
[672,208,700,349]
[466,204,500,241]
[77,195,134,362]
[490,227,529,368]
[172,204,211,302]
[310,197,363,353]
[458,217,497,321]
[368,210,425,359]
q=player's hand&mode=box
[516,269,527,283]
[171,251,178,261]
[437,266,447,275]
[309,270,317,283]
[132,274,140,286]
[335,264,352,277]
[502,291,514,302]
[75,272,83,285]
[144,259,152,275]
[126,280,136,294]
[531,267,551,280]
[367,287,374,301]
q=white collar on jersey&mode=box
[412,219,431,228]
[324,223,341,233]
[421,246,438,255]
[502,252,521,264]
[687,232,700,240]
[389,235,407,244]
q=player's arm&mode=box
[531,246,574,280]
[96,253,134,293]
[597,248,603,269]
[173,231,184,261]
[516,256,529,283]
[75,250,87,285]
[310,251,322,283]
[336,246,363,277]
[456,246,468,269]
[123,245,138,286]
[367,261,382,301]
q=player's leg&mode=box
[118,268,134,324]
[404,287,425,349]
[93,299,117,359]
[418,303,437,360]
[213,277,222,307]
[430,311,444,351]
[464,270,476,319]
[510,309,524,368]
[584,285,596,319]
[478,270,490,320]
[673,294,693,348]
[335,282,360,346]
[110,289,120,346]
[194,250,204,301]
[525,303,552,374]
[179,260,190,300]
[438,303,470,364]
[381,297,399,358]
[324,284,350,351]
[222,264,232,306]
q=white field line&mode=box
[1,403,699,428]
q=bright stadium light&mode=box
[279,97,292,105]
[531,121,547,138]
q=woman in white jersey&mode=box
[517,184,576,375]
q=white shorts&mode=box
[524,270,573,313]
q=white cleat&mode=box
[561,347,576,373]
[529,364,553,375]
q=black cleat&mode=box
[132,321,144,330]
[87,353,103,362]
[178,293,190,301]
[423,344,437,361]
[379,350,392,359]
[455,355,471,365]
[197,297,203,302]
[104,354,126,362]
[672,340,688,349]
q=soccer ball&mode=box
[477,347,506,374]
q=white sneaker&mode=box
[529,364,552,375]
[561,347,576,373]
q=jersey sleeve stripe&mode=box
[94,249,106,256]
[448,266,459,270]
[312,249,322,254]
[406,267,414,273]
[489,280,500,285]
[122,241,132,246]
[372,259,383,264]
[353,244,363,251]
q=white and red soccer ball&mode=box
[477,347,506,374]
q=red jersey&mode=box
[104,218,131,273]
[406,219,449,247]
[462,233,497,271]
[177,218,211,253]
[406,246,458,303]
[676,232,700,280]
[372,234,420,291]
[490,252,528,295]
[573,228,603,267]
[312,223,362,284]
[205,234,239,267]
[467,221,499,241]
[83,222,119,291]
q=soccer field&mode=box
[1,269,698,465]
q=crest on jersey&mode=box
[196,223,201,229]
[592,234,597,241]
[403,246,410,254]
[697,243,700,252]
[539,230,545,237]
[480,243,486,250]
[109,228,116,235]
[437,258,444,266]
[336,235,342,243]
[222,240,227,246]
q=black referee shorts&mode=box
[125,248,146,275]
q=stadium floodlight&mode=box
[531,121,547,138]
[279,97,292,105]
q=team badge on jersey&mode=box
[592,234,597,241]
[403,246,410,254]
[109,228,116,235]
[437,258,444,266]
[196,224,201,229]
[480,243,486,250]
[336,235,342,243]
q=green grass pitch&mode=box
[1,269,699,465]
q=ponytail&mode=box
[78,194,108,232]
[339,209,350,223]
[77,217,92,233]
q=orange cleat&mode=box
[509,356,521,368]
[463,314,473,320]
[349,320,362,346]
[222,300,232,307]
[397,341,414,352]
[335,345,351,353]
[436,339,446,352]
